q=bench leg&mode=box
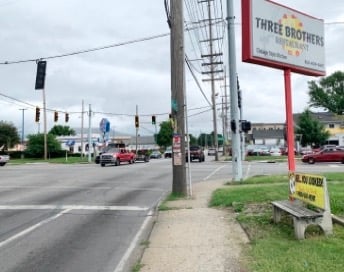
[293,218,306,240]
[273,206,282,223]
[319,211,333,236]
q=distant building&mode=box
[293,111,344,146]
[246,123,285,146]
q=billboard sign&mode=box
[242,0,325,76]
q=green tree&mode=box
[156,121,173,148]
[295,109,330,147]
[49,125,76,136]
[308,71,344,115]
[0,121,20,150]
[25,133,62,158]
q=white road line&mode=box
[203,165,226,181]
[0,208,72,248]
[113,210,153,272]
[0,205,149,211]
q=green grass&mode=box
[210,173,344,272]
[9,156,91,164]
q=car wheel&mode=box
[101,163,105,167]
[308,158,315,164]
[115,158,120,166]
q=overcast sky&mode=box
[0,0,343,138]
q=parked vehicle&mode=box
[186,145,205,162]
[0,153,9,166]
[301,147,344,164]
[100,148,136,167]
[150,151,162,159]
[164,146,172,158]
[247,145,270,156]
[135,149,150,162]
[207,148,216,156]
[269,147,282,156]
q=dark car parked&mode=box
[186,145,205,162]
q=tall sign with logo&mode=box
[241,0,325,172]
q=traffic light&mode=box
[135,115,139,128]
[152,115,156,125]
[35,60,47,90]
[241,120,251,132]
[65,113,69,123]
[54,111,58,122]
[35,107,40,122]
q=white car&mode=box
[0,154,10,166]
[269,147,282,156]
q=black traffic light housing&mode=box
[152,115,156,125]
[35,107,40,122]
[54,111,58,122]
[135,115,139,128]
[35,60,47,90]
[241,120,251,132]
[65,113,69,123]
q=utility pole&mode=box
[135,105,138,154]
[227,0,243,181]
[81,100,84,158]
[87,104,92,163]
[42,87,48,160]
[19,108,27,158]
[200,0,223,161]
[170,0,187,195]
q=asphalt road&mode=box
[0,157,342,272]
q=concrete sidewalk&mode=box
[140,180,249,272]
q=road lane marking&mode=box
[113,210,153,272]
[0,205,149,211]
[0,208,72,248]
[203,165,226,181]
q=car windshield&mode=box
[106,148,120,153]
[190,146,200,151]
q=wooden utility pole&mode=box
[170,0,187,195]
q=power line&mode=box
[0,32,170,65]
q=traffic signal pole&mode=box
[227,0,243,181]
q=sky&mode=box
[0,0,343,139]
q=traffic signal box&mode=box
[65,113,69,122]
[135,115,139,128]
[54,111,58,122]
[35,61,47,90]
[152,115,156,125]
[35,107,40,122]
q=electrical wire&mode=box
[0,32,170,65]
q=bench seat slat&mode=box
[272,200,323,219]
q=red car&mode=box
[301,147,344,164]
[100,148,136,167]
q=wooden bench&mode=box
[272,172,333,240]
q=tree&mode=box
[156,121,173,148]
[295,109,330,147]
[308,71,344,115]
[49,125,76,136]
[25,133,62,158]
[0,121,20,150]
